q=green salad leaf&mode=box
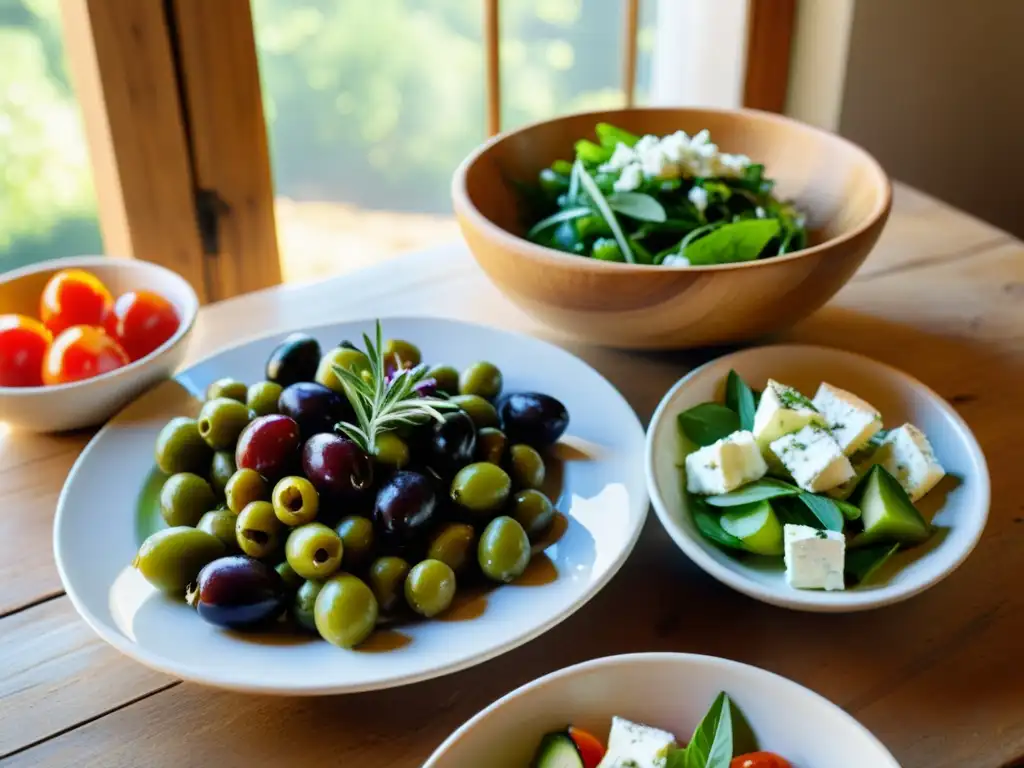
[773,495,822,528]
[706,478,800,507]
[684,219,781,265]
[693,506,745,551]
[682,692,734,768]
[725,370,756,431]
[678,403,740,446]
[574,138,612,165]
[574,160,636,264]
[835,499,862,521]
[798,492,845,532]
[595,122,639,148]
[608,191,667,222]
[525,206,592,239]
[846,542,900,585]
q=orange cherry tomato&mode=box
[0,314,52,387]
[103,289,180,361]
[39,269,114,337]
[731,752,793,768]
[42,326,130,385]
[568,727,606,768]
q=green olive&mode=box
[476,427,508,465]
[154,417,212,475]
[427,522,477,575]
[160,472,216,527]
[383,338,422,370]
[133,527,224,594]
[225,468,269,514]
[316,347,371,393]
[508,444,546,489]
[246,380,283,417]
[509,489,555,537]
[293,579,323,631]
[235,500,283,558]
[208,451,236,498]
[314,573,379,648]
[336,515,375,571]
[373,432,410,469]
[478,516,530,583]
[459,361,502,399]
[197,508,240,552]
[272,475,320,526]
[450,462,511,514]
[404,559,456,618]
[426,364,459,395]
[285,522,343,580]
[206,377,247,402]
[451,394,499,429]
[275,560,305,592]
[367,556,410,613]
[197,397,251,451]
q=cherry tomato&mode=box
[103,289,180,361]
[568,727,606,768]
[731,752,792,768]
[0,314,52,387]
[42,326,130,385]
[39,269,114,337]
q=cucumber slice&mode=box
[532,732,584,768]
[720,500,784,555]
[853,465,930,546]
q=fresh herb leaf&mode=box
[693,508,746,551]
[706,478,800,507]
[725,370,756,431]
[846,542,900,585]
[684,219,781,266]
[798,493,845,532]
[574,138,612,165]
[607,191,667,222]
[678,403,740,446]
[835,499,862,521]
[682,692,734,768]
[574,159,636,264]
[773,496,822,528]
[551,159,573,176]
[525,206,592,239]
[595,122,639,149]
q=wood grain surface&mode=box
[1,184,1021,767]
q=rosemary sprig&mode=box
[331,321,457,455]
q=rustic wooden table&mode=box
[1,184,1021,767]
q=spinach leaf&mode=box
[773,496,822,528]
[705,478,800,507]
[684,219,781,266]
[835,499,862,521]
[725,370,756,431]
[574,160,636,264]
[574,139,613,165]
[846,542,900,585]
[693,508,745,551]
[608,191,667,222]
[525,206,592,239]
[798,493,845,532]
[678,403,740,446]
[595,122,639,148]
[682,692,734,768]
[630,237,655,265]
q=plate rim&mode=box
[644,343,991,613]
[53,315,649,695]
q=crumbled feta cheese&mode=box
[755,206,767,219]
[770,423,855,493]
[599,128,752,186]
[688,186,709,213]
[685,430,768,495]
[784,524,845,591]
[661,254,690,267]
[879,424,945,501]
[613,163,643,192]
[811,383,883,456]
[752,379,825,454]
[600,142,637,172]
[596,717,677,768]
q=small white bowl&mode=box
[424,652,901,767]
[645,345,989,612]
[0,255,198,432]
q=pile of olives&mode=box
[132,330,570,649]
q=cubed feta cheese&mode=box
[596,717,677,768]
[784,524,845,591]
[879,424,945,501]
[770,424,854,492]
[685,430,768,495]
[811,383,883,456]
[752,379,825,454]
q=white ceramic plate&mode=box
[425,652,901,767]
[54,317,648,694]
[646,344,989,612]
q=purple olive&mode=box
[235,414,302,479]
[187,556,286,630]
[373,470,437,546]
[497,392,568,448]
[278,382,352,439]
[301,433,372,502]
[420,409,476,477]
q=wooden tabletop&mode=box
[1,183,1022,768]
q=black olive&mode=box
[187,556,287,630]
[373,471,437,547]
[497,392,569,448]
[278,382,352,439]
[265,333,321,387]
[420,410,476,478]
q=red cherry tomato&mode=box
[39,269,114,337]
[0,314,52,387]
[103,289,180,361]
[42,326,130,385]
[568,727,606,768]
[731,752,793,768]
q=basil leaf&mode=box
[798,492,845,532]
[574,160,636,264]
[835,499,862,521]
[693,508,745,551]
[846,542,900,585]
[525,206,593,239]
[608,191,667,222]
[574,138,612,165]
[595,122,639,148]
[664,748,688,768]
[683,692,734,768]
[706,478,800,507]
[725,370,756,431]
[677,403,739,447]
[684,219,781,266]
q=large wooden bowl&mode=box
[452,108,891,349]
